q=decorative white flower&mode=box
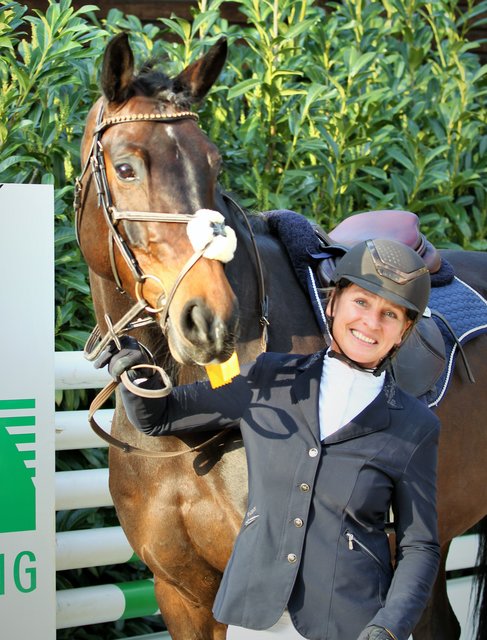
[187,209,237,263]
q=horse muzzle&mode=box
[164,297,239,366]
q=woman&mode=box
[97,238,440,640]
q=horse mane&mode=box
[130,60,193,108]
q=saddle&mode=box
[316,210,442,286]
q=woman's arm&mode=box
[367,415,441,640]
[119,365,254,435]
[96,335,259,436]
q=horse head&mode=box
[77,33,239,366]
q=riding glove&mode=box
[94,335,153,381]
[356,626,396,640]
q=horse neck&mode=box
[217,191,324,360]
[215,193,267,357]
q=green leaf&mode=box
[472,64,487,84]
[0,154,39,172]
[353,180,385,199]
[387,147,416,173]
[227,78,262,99]
[361,166,388,180]
[350,51,376,77]
[158,17,191,42]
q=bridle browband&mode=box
[75,102,269,457]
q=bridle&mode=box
[75,104,204,359]
[75,101,269,457]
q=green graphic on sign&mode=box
[0,399,36,533]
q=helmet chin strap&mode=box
[327,342,393,377]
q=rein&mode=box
[87,377,231,458]
[76,102,268,458]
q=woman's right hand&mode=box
[94,335,153,381]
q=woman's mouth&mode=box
[351,329,377,345]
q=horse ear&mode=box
[101,33,135,103]
[174,37,227,102]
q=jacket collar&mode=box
[292,351,403,444]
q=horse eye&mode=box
[116,163,137,180]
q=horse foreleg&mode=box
[154,574,228,640]
[413,546,460,640]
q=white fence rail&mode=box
[55,352,168,637]
[55,352,479,638]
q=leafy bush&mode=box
[0,0,101,363]
[196,0,487,248]
[1,0,486,359]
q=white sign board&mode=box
[0,184,55,637]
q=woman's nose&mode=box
[363,309,381,329]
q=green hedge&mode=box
[1,0,486,357]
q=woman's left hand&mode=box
[356,626,396,640]
[94,335,153,381]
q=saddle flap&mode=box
[392,317,446,397]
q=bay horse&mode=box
[76,33,487,640]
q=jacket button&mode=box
[299,483,310,492]
[293,518,304,528]
[308,447,319,457]
[287,553,297,563]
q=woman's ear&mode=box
[396,318,414,346]
[326,291,336,317]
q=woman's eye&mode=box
[355,299,366,306]
[116,163,137,180]
[384,310,397,319]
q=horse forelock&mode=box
[131,64,192,109]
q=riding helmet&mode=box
[332,238,430,318]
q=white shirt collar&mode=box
[319,350,385,440]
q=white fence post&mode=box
[0,184,56,638]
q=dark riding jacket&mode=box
[120,350,440,640]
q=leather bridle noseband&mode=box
[74,102,269,457]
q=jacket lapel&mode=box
[324,374,403,444]
[291,351,325,442]
[292,355,405,445]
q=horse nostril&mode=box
[183,300,217,346]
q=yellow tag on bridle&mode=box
[205,352,240,388]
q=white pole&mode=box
[55,351,111,390]
[56,583,127,628]
[56,526,133,571]
[55,408,112,450]
[55,469,112,510]
[56,580,158,629]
